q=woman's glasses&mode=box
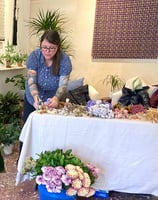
[41,46,57,52]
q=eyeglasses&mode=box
[41,46,57,52]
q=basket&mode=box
[38,185,76,200]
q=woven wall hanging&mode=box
[92,0,158,59]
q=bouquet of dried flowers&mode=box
[22,149,99,197]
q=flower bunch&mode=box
[36,164,97,197]
[86,100,114,119]
[22,149,99,197]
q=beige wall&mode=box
[17,0,158,97]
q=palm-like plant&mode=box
[103,74,124,93]
[27,9,67,36]
[27,9,73,55]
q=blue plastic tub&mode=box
[38,185,76,200]
[94,190,109,198]
[38,184,108,200]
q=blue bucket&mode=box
[38,185,76,200]
[94,190,109,198]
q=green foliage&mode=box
[5,74,25,90]
[103,74,124,92]
[0,42,16,66]
[0,42,28,67]
[27,9,67,35]
[13,53,28,65]
[0,121,21,145]
[26,9,73,55]
[0,91,21,124]
[34,149,95,184]
[0,91,22,145]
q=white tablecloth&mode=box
[16,111,158,196]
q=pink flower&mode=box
[55,166,65,176]
[43,170,60,181]
[61,174,71,186]
[36,175,45,185]
[46,181,62,193]
[86,163,99,178]
[53,178,62,186]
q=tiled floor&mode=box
[0,143,158,200]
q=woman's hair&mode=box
[40,30,61,75]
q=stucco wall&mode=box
[16,0,158,97]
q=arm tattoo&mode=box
[55,75,70,98]
[27,70,39,97]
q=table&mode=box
[16,111,158,196]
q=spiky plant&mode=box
[27,9,67,36]
[26,9,73,55]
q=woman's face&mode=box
[41,39,58,60]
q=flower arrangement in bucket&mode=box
[22,149,100,199]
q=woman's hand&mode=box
[33,95,42,109]
[47,96,59,108]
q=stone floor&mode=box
[0,143,158,200]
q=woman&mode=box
[23,30,72,123]
[17,30,72,162]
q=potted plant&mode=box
[0,42,16,68]
[13,53,28,67]
[103,74,124,94]
[22,149,99,198]
[26,9,73,55]
[0,91,21,155]
[0,121,21,155]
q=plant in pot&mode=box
[13,53,28,67]
[0,42,16,68]
[0,121,21,155]
[0,91,21,155]
[26,9,73,55]
[103,74,124,97]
